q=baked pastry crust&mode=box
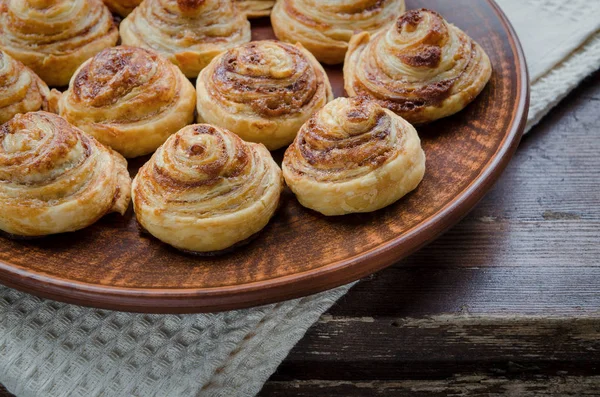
[103,0,141,17]
[0,111,131,237]
[236,0,274,18]
[344,8,492,124]
[271,0,405,65]
[196,40,333,150]
[0,0,119,87]
[283,97,425,216]
[132,124,283,253]
[58,46,196,158]
[120,0,252,78]
[0,51,51,124]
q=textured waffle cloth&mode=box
[1,0,600,396]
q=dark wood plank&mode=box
[272,315,600,380]
[263,376,600,396]
[334,266,600,317]
[263,72,600,393]
[0,386,10,397]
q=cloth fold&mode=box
[498,0,600,131]
[1,0,599,396]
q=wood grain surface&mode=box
[0,0,529,313]
[263,377,600,396]
[261,72,600,396]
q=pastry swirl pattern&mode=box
[344,8,492,124]
[271,0,406,64]
[0,51,51,124]
[236,0,275,18]
[196,40,333,150]
[0,111,131,237]
[120,0,252,78]
[132,124,283,253]
[283,97,425,215]
[58,46,196,158]
[0,0,119,87]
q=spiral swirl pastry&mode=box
[133,124,282,253]
[271,0,405,65]
[0,51,52,124]
[0,112,131,237]
[283,97,425,216]
[120,0,252,78]
[236,0,274,18]
[196,41,333,150]
[103,0,141,17]
[0,0,119,87]
[344,9,493,125]
[57,46,196,158]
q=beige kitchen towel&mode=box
[499,0,600,131]
[1,0,599,396]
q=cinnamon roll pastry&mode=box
[120,0,252,78]
[0,51,52,124]
[196,40,333,150]
[344,8,493,125]
[283,97,425,216]
[0,0,119,87]
[0,112,131,237]
[58,46,196,158]
[236,0,274,18]
[271,0,405,65]
[103,0,141,17]
[132,124,283,253]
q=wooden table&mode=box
[1,73,599,397]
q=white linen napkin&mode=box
[500,0,600,131]
[1,0,599,396]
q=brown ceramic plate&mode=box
[0,0,528,313]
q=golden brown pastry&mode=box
[0,111,131,237]
[344,8,493,125]
[196,40,333,150]
[0,0,119,87]
[103,0,141,17]
[120,0,252,78]
[271,0,405,65]
[236,0,274,18]
[132,124,283,253]
[283,97,425,216]
[0,51,52,124]
[57,46,196,158]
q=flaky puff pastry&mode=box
[120,0,251,78]
[271,0,405,65]
[196,41,333,150]
[283,97,425,216]
[236,0,274,18]
[0,51,52,124]
[344,9,492,125]
[58,46,196,158]
[0,112,131,237]
[0,0,118,87]
[132,124,283,253]
[103,0,141,17]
